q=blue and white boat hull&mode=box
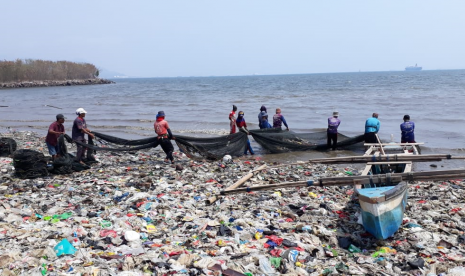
[356,182,408,239]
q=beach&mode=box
[0,131,464,275]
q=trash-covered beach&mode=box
[1,131,465,276]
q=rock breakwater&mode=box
[0,78,114,89]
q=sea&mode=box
[1,70,465,170]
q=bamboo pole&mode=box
[307,154,464,164]
[220,169,465,195]
[375,134,386,156]
[206,164,267,204]
[364,142,424,146]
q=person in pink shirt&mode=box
[154,111,176,164]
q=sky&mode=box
[1,1,464,77]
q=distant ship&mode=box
[405,64,422,71]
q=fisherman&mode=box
[259,111,272,129]
[45,114,65,160]
[236,111,255,155]
[327,111,341,150]
[229,105,238,134]
[400,115,415,143]
[72,108,94,164]
[258,105,267,128]
[364,113,380,143]
[154,111,176,164]
[273,108,289,130]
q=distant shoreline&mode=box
[0,78,114,89]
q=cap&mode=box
[238,111,244,116]
[56,114,66,120]
[76,108,87,115]
[157,111,165,117]
[333,111,339,116]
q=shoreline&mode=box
[0,78,114,89]
[0,131,463,275]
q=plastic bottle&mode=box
[235,233,241,244]
[259,257,278,276]
[348,244,362,253]
[255,229,263,240]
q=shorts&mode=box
[46,141,59,156]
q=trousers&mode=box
[327,133,338,150]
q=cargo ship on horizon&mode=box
[405,64,422,71]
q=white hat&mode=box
[76,108,87,115]
[333,111,339,116]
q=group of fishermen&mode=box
[228,105,290,155]
[363,113,416,145]
[45,108,176,165]
[43,107,416,164]
[227,106,416,152]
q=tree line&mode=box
[0,59,100,83]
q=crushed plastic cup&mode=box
[124,231,140,242]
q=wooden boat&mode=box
[356,141,422,239]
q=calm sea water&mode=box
[1,70,465,167]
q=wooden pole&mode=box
[220,169,465,195]
[206,164,267,204]
[375,134,386,156]
[364,142,424,146]
[307,154,464,164]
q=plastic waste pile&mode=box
[0,131,464,275]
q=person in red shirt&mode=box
[229,105,237,134]
[45,114,66,160]
[154,111,176,164]
[235,111,254,155]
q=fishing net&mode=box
[85,131,249,161]
[250,128,365,153]
[49,135,91,174]
[12,149,49,179]
[0,137,17,157]
[91,131,249,161]
[175,133,248,161]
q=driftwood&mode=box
[220,169,465,195]
[206,164,267,204]
[307,154,465,164]
[45,105,62,109]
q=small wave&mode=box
[176,129,229,135]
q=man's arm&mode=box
[167,128,175,140]
[282,116,289,129]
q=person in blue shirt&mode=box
[259,111,272,129]
[400,115,415,143]
[257,105,267,128]
[364,113,380,143]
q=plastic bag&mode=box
[54,239,77,256]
